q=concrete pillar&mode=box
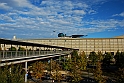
[59,56,61,63]
[25,61,28,83]
[25,46,28,82]
[50,58,52,75]
[64,56,65,63]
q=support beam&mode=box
[50,58,52,75]
[25,46,28,83]
[25,61,28,83]
[59,56,61,63]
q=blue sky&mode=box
[0,0,124,39]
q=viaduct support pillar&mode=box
[25,46,28,82]
[25,61,27,83]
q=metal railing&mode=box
[0,50,72,59]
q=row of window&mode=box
[28,39,123,42]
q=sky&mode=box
[0,0,124,39]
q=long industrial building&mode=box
[20,35,124,55]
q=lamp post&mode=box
[86,56,89,81]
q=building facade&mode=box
[21,35,124,55]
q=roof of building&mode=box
[114,35,124,38]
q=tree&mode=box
[9,47,16,51]
[63,51,87,71]
[51,60,63,82]
[89,51,98,66]
[114,50,121,66]
[66,50,83,83]
[62,59,72,71]
[10,64,25,83]
[116,68,124,83]
[71,50,79,62]
[18,47,26,51]
[78,51,87,70]
[31,61,46,82]
[65,50,78,71]
[120,52,124,68]
[97,51,104,61]
[114,51,124,68]
[0,64,25,83]
[0,65,8,83]
[102,52,112,67]
[94,62,106,83]
[69,61,83,83]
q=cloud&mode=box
[0,0,33,8]
[112,12,124,17]
[0,3,11,10]
[120,12,124,17]
[0,14,15,23]
[81,19,124,33]
[0,0,123,38]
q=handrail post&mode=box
[50,58,52,76]
[3,50,4,58]
[2,44,5,58]
[11,51,12,58]
[32,46,34,56]
[26,46,27,57]
[39,47,40,55]
[16,45,18,57]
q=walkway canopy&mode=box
[0,38,78,50]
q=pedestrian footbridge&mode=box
[0,38,76,66]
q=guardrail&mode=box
[0,50,72,59]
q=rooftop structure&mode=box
[58,33,87,38]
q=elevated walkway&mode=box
[0,38,75,66]
[0,50,71,66]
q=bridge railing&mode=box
[0,50,72,59]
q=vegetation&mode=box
[116,67,124,83]
[18,47,26,51]
[102,52,112,67]
[64,50,86,83]
[0,50,124,83]
[114,50,124,68]
[9,46,16,51]
[78,51,87,70]
[50,60,63,82]
[69,61,83,83]
[89,51,98,66]
[0,64,25,83]
[97,51,104,61]
[31,61,46,82]
[0,47,2,50]
[94,62,106,83]
[113,50,124,83]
